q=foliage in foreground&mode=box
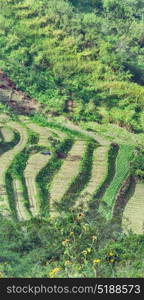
[0,213,144,278]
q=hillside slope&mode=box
[0,109,144,234]
[0,0,144,132]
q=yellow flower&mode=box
[87,248,92,253]
[82,224,89,232]
[0,272,4,278]
[62,239,69,246]
[49,267,61,278]
[53,267,61,273]
[109,259,114,263]
[109,252,113,257]
[92,235,97,242]
[93,259,101,264]
[69,231,74,236]
[82,248,91,255]
[64,260,72,266]
[82,250,88,256]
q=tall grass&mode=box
[31,113,94,142]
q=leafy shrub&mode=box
[132,149,144,179]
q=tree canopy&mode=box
[0,0,144,130]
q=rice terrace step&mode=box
[0,112,144,234]
[0,0,144,279]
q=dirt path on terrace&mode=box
[0,122,28,218]
[0,70,40,114]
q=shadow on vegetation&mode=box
[59,141,96,212]
[88,143,119,217]
[112,175,136,226]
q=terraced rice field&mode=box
[99,144,134,220]
[122,182,144,234]
[23,123,53,216]
[24,153,51,216]
[1,127,14,142]
[0,113,143,235]
[49,140,86,216]
[13,179,31,221]
[73,145,110,211]
[0,121,28,217]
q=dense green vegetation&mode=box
[0,0,144,131]
[99,144,134,219]
[0,214,144,278]
[132,148,144,179]
[0,0,144,279]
